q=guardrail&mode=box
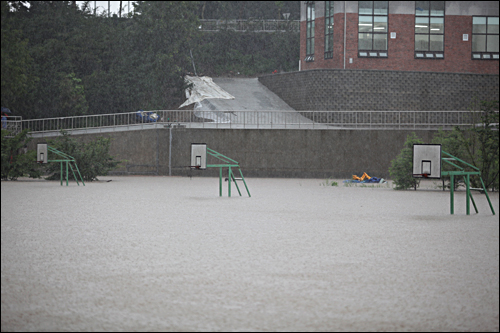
[5,110,497,137]
[2,116,23,136]
[199,19,300,32]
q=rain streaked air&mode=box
[2,1,499,331]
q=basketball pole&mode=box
[413,144,494,215]
[441,150,494,215]
[37,144,85,186]
[205,147,250,198]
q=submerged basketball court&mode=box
[1,176,498,331]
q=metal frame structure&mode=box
[38,144,85,186]
[204,147,250,197]
[441,150,494,215]
[16,110,497,136]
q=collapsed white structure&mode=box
[179,75,235,108]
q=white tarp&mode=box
[179,75,235,108]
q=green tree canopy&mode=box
[1,1,299,119]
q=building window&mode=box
[324,1,334,59]
[358,1,388,58]
[414,1,445,59]
[306,2,315,62]
[472,16,499,60]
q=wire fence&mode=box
[199,19,300,32]
[4,110,497,137]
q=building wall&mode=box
[300,1,499,74]
[258,69,499,111]
[28,128,438,180]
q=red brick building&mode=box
[300,1,499,74]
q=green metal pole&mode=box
[73,162,85,186]
[450,175,454,215]
[68,163,80,186]
[231,172,242,196]
[228,166,232,197]
[466,174,470,215]
[239,168,251,197]
[219,167,222,197]
[66,161,69,186]
[480,178,496,215]
[465,176,478,214]
[60,162,63,186]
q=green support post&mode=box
[465,176,478,214]
[441,150,494,215]
[480,178,496,215]
[206,147,250,197]
[231,172,242,196]
[219,167,222,197]
[228,166,232,197]
[239,168,251,197]
[45,146,85,186]
[466,174,470,215]
[450,174,454,215]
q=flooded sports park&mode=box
[1,176,499,331]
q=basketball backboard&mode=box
[191,143,207,169]
[37,143,48,164]
[413,144,441,178]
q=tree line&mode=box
[1,1,300,120]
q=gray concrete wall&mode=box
[28,128,438,179]
[259,69,499,112]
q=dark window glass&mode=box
[358,1,388,57]
[472,16,500,59]
[415,1,444,58]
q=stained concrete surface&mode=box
[210,77,296,112]
[194,77,313,126]
[1,176,499,331]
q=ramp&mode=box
[193,77,312,126]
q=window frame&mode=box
[324,1,334,59]
[305,2,315,62]
[414,1,445,59]
[471,16,499,60]
[358,1,389,58]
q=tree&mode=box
[433,100,499,190]
[0,1,36,109]
[1,129,42,180]
[389,132,424,190]
[131,1,200,109]
[45,131,121,182]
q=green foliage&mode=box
[192,29,299,77]
[2,1,300,119]
[45,131,121,182]
[431,129,464,190]
[433,100,499,191]
[3,1,201,118]
[1,1,36,108]
[1,129,43,180]
[390,101,499,191]
[321,178,338,186]
[389,132,423,190]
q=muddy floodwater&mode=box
[1,176,499,331]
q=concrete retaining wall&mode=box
[28,128,438,179]
[258,69,499,112]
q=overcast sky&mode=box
[77,1,136,16]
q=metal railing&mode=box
[8,110,497,137]
[2,116,23,136]
[199,19,300,32]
